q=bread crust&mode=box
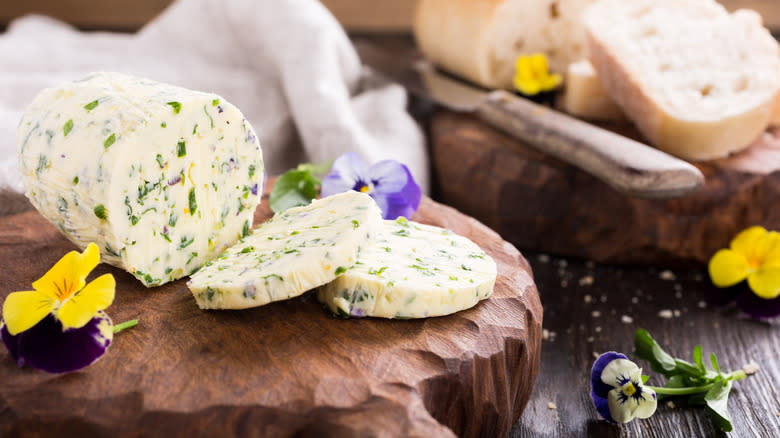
[414,0,504,89]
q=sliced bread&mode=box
[413,0,599,90]
[583,1,780,160]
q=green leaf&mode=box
[693,345,704,372]
[269,169,320,213]
[297,160,332,178]
[710,353,720,374]
[641,375,650,384]
[704,379,733,432]
[634,329,704,379]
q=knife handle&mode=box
[476,90,704,199]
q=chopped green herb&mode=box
[36,154,48,176]
[368,266,387,276]
[161,122,167,128]
[167,101,182,114]
[94,204,108,220]
[73,176,79,185]
[130,215,139,226]
[396,217,410,227]
[241,220,250,238]
[156,154,165,168]
[104,133,116,149]
[351,219,360,229]
[188,188,197,215]
[283,248,299,254]
[335,266,347,275]
[179,235,195,249]
[177,139,186,157]
[204,105,214,128]
[212,99,220,106]
[461,264,472,271]
[84,100,99,111]
[57,197,68,214]
[169,211,178,227]
[186,252,199,265]
[392,228,410,237]
[192,124,198,135]
[248,164,256,178]
[290,231,299,236]
[105,243,120,257]
[164,267,173,275]
[63,119,74,137]
[240,246,254,254]
[262,274,284,281]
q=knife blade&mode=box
[356,41,705,199]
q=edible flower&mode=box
[708,226,780,318]
[513,54,562,96]
[321,152,421,220]
[591,330,752,432]
[1,243,135,373]
[591,352,657,423]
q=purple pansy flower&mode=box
[321,153,421,220]
[1,312,113,374]
[591,351,657,423]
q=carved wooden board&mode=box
[431,111,780,266]
[0,182,542,438]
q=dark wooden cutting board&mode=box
[0,182,542,438]
[431,111,780,266]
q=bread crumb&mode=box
[584,294,593,303]
[592,310,601,318]
[673,309,681,317]
[697,301,707,309]
[587,336,594,342]
[659,270,676,281]
[543,329,557,342]
[658,309,674,319]
[621,315,634,324]
[538,254,550,263]
[667,401,675,408]
[743,362,759,375]
[631,297,639,304]
[579,275,594,286]
[595,326,602,333]
[593,352,600,359]
[558,259,568,268]
[547,402,557,410]
[600,295,608,303]
[561,279,568,288]
[586,260,595,268]
[675,291,683,299]
[674,284,682,292]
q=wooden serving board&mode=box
[431,110,780,266]
[0,182,542,438]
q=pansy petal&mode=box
[730,226,767,258]
[746,267,780,300]
[590,390,615,423]
[369,160,409,193]
[708,249,750,288]
[14,312,113,374]
[591,352,628,398]
[321,153,369,197]
[736,290,780,319]
[32,243,100,300]
[2,291,56,335]
[371,164,421,220]
[633,388,658,420]
[600,358,640,388]
[607,388,635,423]
[57,274,116,330]
[762,232,780,267]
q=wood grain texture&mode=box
[0,181,542,438]
[430,110,780,266]
[510,253,780,437]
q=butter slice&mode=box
[187,191,383,310]
[318,217,497,319]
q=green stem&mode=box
[113,319,138,334]
[647,370,747,396]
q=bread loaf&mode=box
[413,0,599,90]
[584,1,780,160]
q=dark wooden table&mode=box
[510,254,780,437]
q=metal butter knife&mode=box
[356,41,705,199]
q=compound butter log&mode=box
[0,179,542,438]
[430,110,780,266]
[17,72,264,287]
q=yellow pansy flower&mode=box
[2,242,115,335]
[708,226,780,299]
[513,54,563,96]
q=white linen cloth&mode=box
[0,0,427,215]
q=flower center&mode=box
[621,381,637,397]
[354,181,374,194]
[53,278,76,302]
